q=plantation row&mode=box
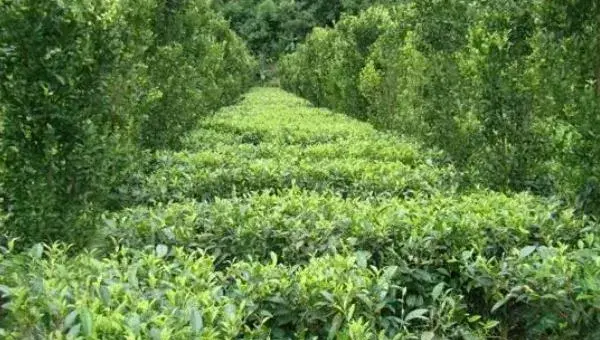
[279,1,600,207]
[0,0,256,245]
[117,88,454,207]
[2,88,599,338]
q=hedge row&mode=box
[279,2,600,204]
[0,0,256,246]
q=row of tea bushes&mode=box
[279,2,600,202]
[97,188,600,338]
[0,244,491,339]
[3,87,597,338]
[137,153,452,203]
[100,189,591,267]
[2,187,597,338]
[114,88,455,206]
[0,0,257,246]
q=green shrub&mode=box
[0,0,256,246]
[139,0,256,149]
[1,86,598,338]
[279,1,600,201]
[279,6,395,115]
[96,186,599,337]
[463,240,600,338]
[0,243,492,339]
[114,88,454,206]
[0,0,133,246]
[213,0,394,63]
[99,188,593,266]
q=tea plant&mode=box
[115,88,455,206]
[0,0,255,246]
[1,86,598,338]
[279,1,600,203]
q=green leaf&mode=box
[66,324,81,339]
[150,328,162,340]
[54,73,66,85]
[63,310,78,331]
[156,244,168,258]
[30,243,43,259]
[431,282,445,301]
[382,266,398,281]
[468,315,481,323]
[484,320,500,329]
[127,313,141,335]
[519,246,536,258]
[103,218,116,229]
[128,266,139,288]
[269,251,278,265]
[421,331,435,340]
[99,286,111,305]
[355,250,370,268]
[405,308,429,322]
[491,296,511,313]
[321,291,334,303]
[0,285,10,296]
[190,307,203,333]
[327,313,343,340]
[80,307,93,336]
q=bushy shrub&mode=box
[280,6,396,116]
[212,0,394,67]
[0,0,255,247]
[0,243,496,339]
[1,85,598,339]
[279,1,600,202]
[0,0,134,246]
[113,88,454,206]
[140,0,256,149]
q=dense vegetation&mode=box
[280,1,600,207]
[1,0,599,339]
[0,0,255,246]
[2,88,598,338]
[212,0,392,67]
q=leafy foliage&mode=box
[2,87,598,338]
[212,0,393,66]
[279,1,600,205]
[115,88,454,206]
[0,0,135,246]
[0,243,491,339]
[139,0,256,149]
[1,0,599,338]
[0,0,255,246]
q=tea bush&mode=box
[0,0,255,246]
[279,1,600,203]
[115,88,454,206]
[0,244,493,339]
[104,88,599,338]
[139,0,256,149]
[0,0,136,246]
[1,87,598,338]
[100,188,594,267]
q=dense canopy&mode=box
[1,0,599,338]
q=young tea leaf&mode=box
[405,308,429,322]
[190,307,203,334]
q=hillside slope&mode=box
[1,88,598,339]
